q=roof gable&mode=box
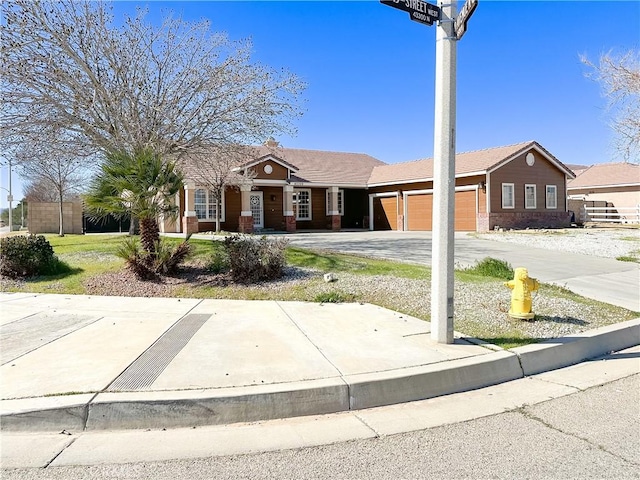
[257,147,386,186]
[486,141,574,178]
[236,154,299,173]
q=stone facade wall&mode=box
[28,201,83,234]
[331,214,341,231]
[238,215,253,234]
[477,213,490,232]
[477,212,571,232]
[285,215,296,233]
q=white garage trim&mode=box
[368,192,399,231]
[486,172,491,213]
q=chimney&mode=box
[264,137,279,148]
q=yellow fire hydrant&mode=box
[504,267,539,320]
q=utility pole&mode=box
[430,1,457,344]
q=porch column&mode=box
[182,183,198,235]
[283,185,296,232]
[239,184,253,234]
[328,186,341,231]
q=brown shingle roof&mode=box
[263,147,385,185]
[179,140,574,188]
[369,142,532,185]
[179,145,385,186]
[568,162,640,189]
[367,141,554,185]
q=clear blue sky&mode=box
[2,0,639,204]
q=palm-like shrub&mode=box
[85,149,190,278]
[115,236,193,278]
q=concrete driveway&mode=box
[282,231,639,312]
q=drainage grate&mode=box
[109,314,210,391]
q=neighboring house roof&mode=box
[567,162,640,190]
[565,164,589,175]
[367,141,574,186]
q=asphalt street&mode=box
[3,373,638,479]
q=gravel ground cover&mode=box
[474,227,640,260]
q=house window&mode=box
[502,183,515,209]
[194,189,225,222]
[546,185,557,209]
[326,189,344,216]
[293,189,311,220]
[525,184,537,209]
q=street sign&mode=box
[454,0,478,39]
[380,0,440,26]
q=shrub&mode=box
[115,236,193,279]
[223,234,289,283]
[314,291,355,304]
[0,234,69,278]
[463,257,514,280]
[155,237,194,275]
[205,248,229,273]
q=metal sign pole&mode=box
[431,0,457,344]
[380,0,476,344]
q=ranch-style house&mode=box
[161,140,576,235]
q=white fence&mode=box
[582,205,640,224]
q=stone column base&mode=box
[239,215,254,234]
[285,215,296,233]
[182,215,198,235]
[331,215,341,231]
[397,215,404,231]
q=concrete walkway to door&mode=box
[271,230,639,312]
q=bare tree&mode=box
[14,131,90,236]
[581,50,640,163]
[1,0,305,160]
[183,145,259,233]
[24,178,63,203]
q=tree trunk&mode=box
[57,189,65,237]
[139,217,159,257]
[129,216,139,235]
[215,191,222,233]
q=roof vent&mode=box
[264,137,279,148]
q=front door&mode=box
[249,191,264,229]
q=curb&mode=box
[2,319,639,432]
[345,350,522,410]
[512,318,640,376]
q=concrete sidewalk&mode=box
[1,292,638,433]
